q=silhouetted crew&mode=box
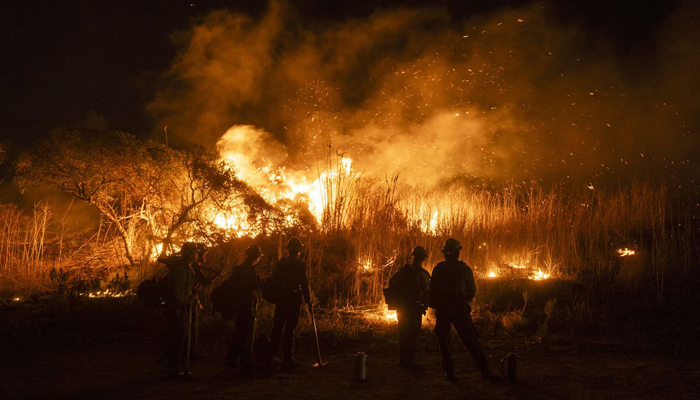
[163,242,198,377]
[190,243,222,361]
[268,237,311,370]
[429,238,490,380]
[224,245,263,375]
[389,246,430,369]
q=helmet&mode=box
[244,245,262,258]
[411,246,428,257]
[442,238,462,252]
[286,237,304,250]
[180,242,198,257]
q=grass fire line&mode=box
[0,126,693,313]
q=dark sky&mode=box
[0,0,680,149]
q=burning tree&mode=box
[14,130,274,267]
[144,143,277,257]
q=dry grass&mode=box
[0,202,128,297]
[1,175,696,308]
[298,178,696,306]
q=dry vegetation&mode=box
[2,170,696,311]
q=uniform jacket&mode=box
[428,259,476,312]
[167,258,195,307]
[389,264,430,312]
[227,261,261,314]
[270,256,311,304]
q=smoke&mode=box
[149,1,699,191]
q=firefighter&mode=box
[429,238,490,380]
[189,243,222,361]
[389,245,430,370]
[224,245,263,375]
[268,237,311,371]
[163,242,198,377]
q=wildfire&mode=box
[150,243,164,261]
[617,248,636,257]
[214,125,359,234]
[359,258,374,273]
[487,270,498,278]
[82,289,133,298]
[531,269,550,280]
[429,210,439,233]
[347,305,400,324]
[384,309,398,323]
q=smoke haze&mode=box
[149,1,699,192]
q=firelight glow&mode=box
[384,309,398,323]
[531,269,551,280]
[617,248,636,257]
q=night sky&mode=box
[1,0,696,198]
[0,1,680,143]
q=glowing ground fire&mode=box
[82,289,133,299]
[618,248,636,257]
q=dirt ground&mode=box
[2,324,700,400]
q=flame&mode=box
[150,243,164,261]
[487,270,498,278]
[384,309,398,322]
[12,297,22,302]
[357,304,399,324]
[429,210,439,233]
[215,125,359,234]
[531,269,550,280]
[82,289,133,298]
[359,258,373,273]
[420,209,439,234]
[617,248,636,257]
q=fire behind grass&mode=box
[0,125,695,309]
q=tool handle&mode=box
[309,304,323,365]
[185,303,193,372]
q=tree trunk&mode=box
[92,201,136,266]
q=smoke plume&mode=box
[149,1,699,192]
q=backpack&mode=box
[383,267,409,310]
[429,261,472,312]
[385,265,429,310]
[261,274,285,304]
[137,273,170,308]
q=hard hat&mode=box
[245,245,263,258]
[411,246,428,257]
[180,242,198,257]
[442,238,462,252]
[286,237,304,249]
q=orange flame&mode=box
[617,248,636,257]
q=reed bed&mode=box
[0,202,129,297]
[299,177,695,306]
[1,177,696,308]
